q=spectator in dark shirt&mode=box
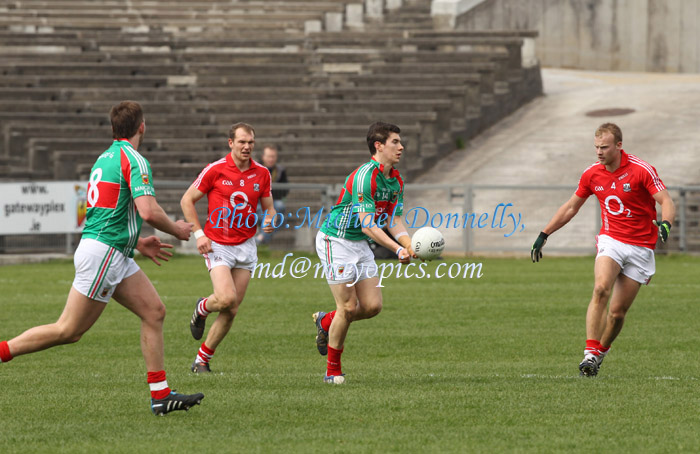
[257,144,288,244]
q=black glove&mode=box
[531,232,549,262]
[653,220,672,243]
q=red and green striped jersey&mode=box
[81,139,155,257]
[321,157,404,241]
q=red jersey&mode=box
[192,153,271,245]
[575,150,665,249]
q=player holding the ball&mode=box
[313,122,416,384]
[531,123,675,377]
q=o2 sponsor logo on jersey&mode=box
[229,191,254,215]
[604,195,632,217]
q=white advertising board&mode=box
[1,181,88,234]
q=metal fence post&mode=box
[65,233,73,255]
[463,184,473,254]
[679,189,686,251]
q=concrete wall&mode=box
[446,0,700,73]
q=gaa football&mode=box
[411,227,445,260]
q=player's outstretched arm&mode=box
[134,195,192,241]
[531,193,587,262]
[652,189,676,243]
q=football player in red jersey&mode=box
[181,123,275,373]
[531,123,675,377]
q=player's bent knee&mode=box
[150,303,166,323]
[217,294,238,312]
[56,326,84,345]
[339,306,357,322]
[609,309,626,322]
[592,284,611,301]
[223,304,239,318]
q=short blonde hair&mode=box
[595,123,622,144]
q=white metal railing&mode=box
[1,182,698,255]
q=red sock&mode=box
[326,345,343,376]
[585,339,602,356]
[196,342,215,365]
[599,344,610,354]
[321,310,336,332]
[0,341,13,363]
[197,298,210,318]
[147,370,171,400]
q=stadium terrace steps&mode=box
[0,0,541,188]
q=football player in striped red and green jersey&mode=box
[81,135,156,258]
[0,101,204,415]
[312,122,417,384]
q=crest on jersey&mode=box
[254,183,260,192]
[358,192,364,203]
[623,183,631,192]
[391,191,399,202]
[141,174,150,185]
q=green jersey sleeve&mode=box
[124,148,155,199]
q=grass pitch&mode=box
[1,252,700,453]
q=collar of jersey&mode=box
[114,138,136,147]
[370,156,400,178]
[619,150,628,167]
[226,153,259,172]
[603,150,628,173]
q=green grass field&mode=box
[2,252,700,453]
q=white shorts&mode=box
[203,238,257,271]
[596,234,655,285]
[72,238,140,303]
[315,231,378,285]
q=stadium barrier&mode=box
[1,181,697,256]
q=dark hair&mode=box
[110,101,144,139]
[595,123,623,144]
[366,122,400,155]
[229,122,255,140]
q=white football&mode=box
[411,227,445,260]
